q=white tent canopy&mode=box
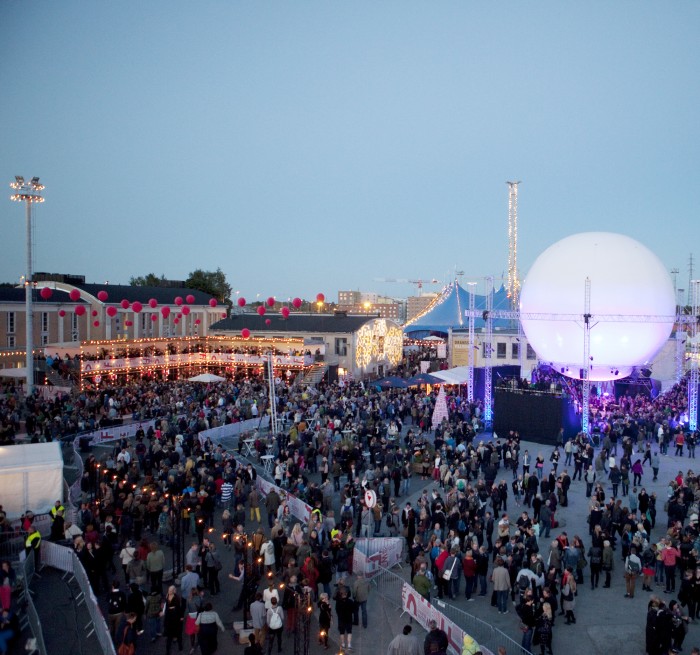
[0,442,64,519]
[188,373,226,383]
[431,366,471,385]
[0,367,28,378]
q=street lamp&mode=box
[10,176,45,396]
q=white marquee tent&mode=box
[0,442,64,519]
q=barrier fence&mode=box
[371,565,528,655]
[40,541,116,655]
[19,550,48,655]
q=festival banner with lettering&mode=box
[255,477,312,525]
[352,538,404,578]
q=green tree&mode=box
[129,273,166,286]
[186,268,232,302]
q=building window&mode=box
[335,337,347,357]
[41,334,49,346]
[512,342,520,359]
[41,311,49,333]
[526,344,537,360]
[7,335,15,348]
[496,342,506,359]
[7,312,15,334]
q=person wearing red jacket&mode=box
[462,550,478,601]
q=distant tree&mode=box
[186,268,232,302]
[129,273,166,287]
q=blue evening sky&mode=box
[1,2,698,302]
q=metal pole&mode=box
[25,200,33,396]
[582,278,592,437]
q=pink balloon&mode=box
[174,296,183,306]
[97,290,108,302]
[93,320,100,327]
[316,293,325,303]
[40,287,52,300]
[182,306,190,316]
[186,294,195,304]
[209,298,218,307]
[265,319,271,325]
[241,328,250,339]
[161,307,171,318]
[221,312,227,318]
[132,301,143,313]
[69,289,81,301]
[106,306,117,317]
[120,299,130,309]
[281,307,290,318]
[91,310,98,317]
[177,312,182,318]
[257,306,266,316]
[151,314,158,322]
[292,297,302,308]
[58,309,66,317]
[75,305,86,316]
[194,318,201,325]
[125,320,133,327]
[266,297,275,307]
[148,298,158,308]
[237,297,246,307]
[173,318,180,325]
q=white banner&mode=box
[197,416,270,447]
[352,538,403,578]
[401,583,467,655]
[256,477,312,525]
[81,352,305,374]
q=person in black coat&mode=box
[163,586,185,655]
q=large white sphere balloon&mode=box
[520,232,675,381]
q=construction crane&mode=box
[374,278,443,296]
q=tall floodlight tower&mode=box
[506,181,521,310]
[689,280,700,431]
[10,176,45,396]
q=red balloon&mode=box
[120,299,130,309]
[237,297,246,307]
[58,309,66,317]
[69,289,81,301]
[241,328,250,339]
[148,298,158,308]
[75,305,86,316]
[174,296,183,306]
[186,294,195,304]
[182,306,190,316]
[173,318,180,325]
[40,287,52,300]
[265,319,271,325]
[194,318,201,325]
[161,307,171,318]
[257,306,266,316]
[132,301,143,313]
[221,312,227,318]
[316,293,325,303]
[266,297,275,307]
[97,290,108,302]
[150,314,158,322]
[125,320,133,327]
[209,298,218,307]
[106,306,117,317]
[292,297,302,308]
[281,307,290,318]
[93,320,100,327]
[91,310,98,317]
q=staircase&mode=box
[44,366,76,390]
[299,362,328,387]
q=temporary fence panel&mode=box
[197,415,271,447]
[255,476,313,524]
[353,538,404,578]
[20,550,48,655]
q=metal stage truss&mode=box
[464,286,699,434]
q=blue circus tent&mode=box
[404,281,513,337]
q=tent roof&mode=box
[0,442,62,473]
[431,366,473,384]
[403,281,513,334]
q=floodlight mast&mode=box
[10,176,45,396]
[467,283,476,403]
[483,277,494,428]
[581,278,592,437]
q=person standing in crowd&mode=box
[352,574,370,629]
[195,602,225,655]
[387,624,422,655]
[163,585,185,655]
[265,596,284,655]
[146,542,165,594]
[335,586,355,651]
[318,592,332,650]
[423,620,448,655]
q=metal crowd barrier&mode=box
[19,550,48,655]
[371,565,528,655]
[40,541,116,655]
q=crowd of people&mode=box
[2,354,700,655]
